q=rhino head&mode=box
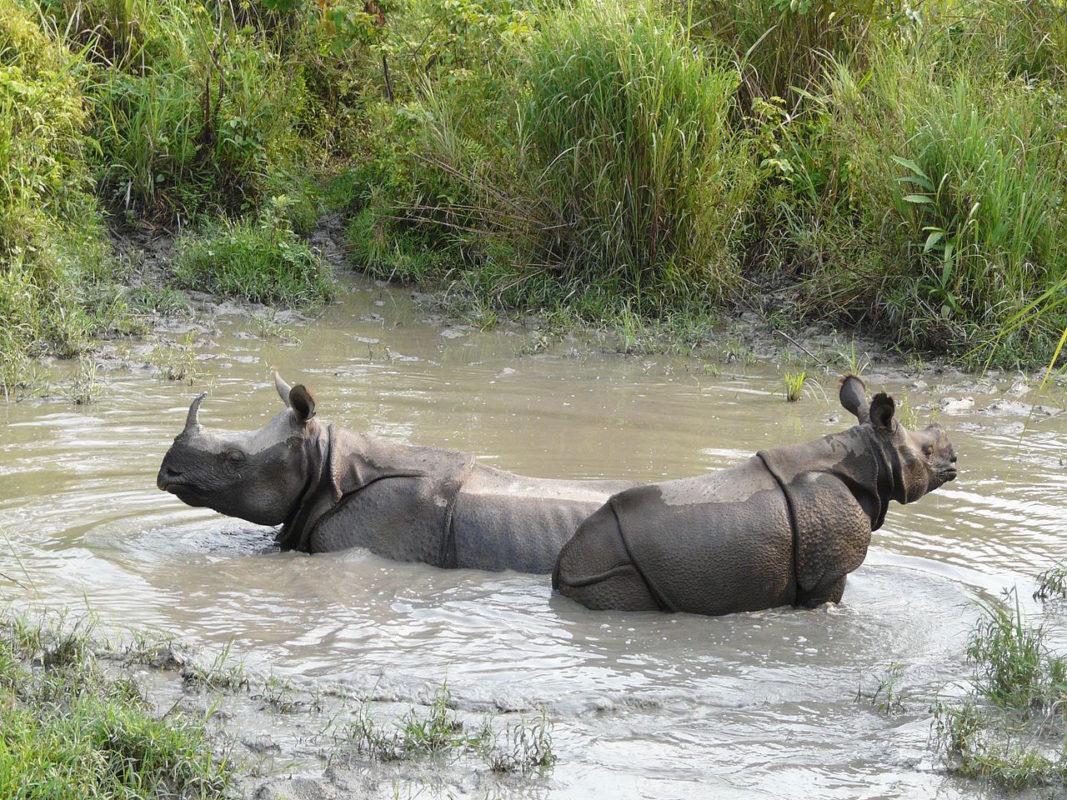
[838,373,957,503]
[157,372,321,525]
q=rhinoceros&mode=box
[552,375,958,615]
[156,372,635,572]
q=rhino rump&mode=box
[554,479,797,616]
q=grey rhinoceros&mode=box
[157,372,634,572]
[552,375,958,615]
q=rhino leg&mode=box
[795,575,847,608]
[553,502,660,611]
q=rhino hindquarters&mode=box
[553,501,661,611]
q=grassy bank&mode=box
[3,0,1066,375]
[0,613,234,797]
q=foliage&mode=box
[0,0,115,392]
[174,201,335,305]
[934,587,1067,789]
[0,612,233,798]
[778,34,1067,366]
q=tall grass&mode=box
[520,0,754,306]
[1,0,114,393]
[83,1,309,219]
[779,33,1067,364]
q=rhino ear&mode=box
[839,374,869,424]
[870,392,896,432]
[274,369,292,407]
[289,385,316,422]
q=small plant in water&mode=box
[933,587,1067,789]
[857,663,907,716]
[150,333,200,384]
[1034,565,1067,602]
[485,708,557,773]
[344,683,556,773]
[181,641,248,692]
[784,370,806,402]
[67,355,100,405]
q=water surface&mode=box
[2,277,1066,798]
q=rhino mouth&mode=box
[939,466,958,483]
[157,468,200,497]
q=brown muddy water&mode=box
[2,276,1066,798]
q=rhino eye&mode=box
[226,449,246,464]
[922,444,933,456]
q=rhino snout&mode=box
[157,463,184,492]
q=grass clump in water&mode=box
[346,683,555,774]
[0,611,233,798]
[784,370,806,402]
[933,586,1067,789]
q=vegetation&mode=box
[4,0,1067,383]
[934,587,1067,789]
[346,684,555,774]
[0,612,234,798]
[784,370,806,402]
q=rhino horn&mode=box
[838,374,870,424]
[185,392,207,431]
[274,369,292,407]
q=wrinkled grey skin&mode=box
[157,372,634,573]
[552,376,958,615]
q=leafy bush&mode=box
[780,39,1067,364]
[175,203,335,305]
[0,0,111,391]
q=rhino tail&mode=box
[553,499,663,612]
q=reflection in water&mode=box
[1,275,1065,797]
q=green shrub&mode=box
[0,0,113,392]
[785,40,1067,363]
[175,206,335,305]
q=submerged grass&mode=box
[345,684,555,774]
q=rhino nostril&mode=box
[951,454,958,463]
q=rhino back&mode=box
[451,466,633,573]
[557,456,796,615]
[612,458,795,615]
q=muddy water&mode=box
[2,276,1066,798]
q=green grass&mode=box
[345,683,555,774]
[784,370,806,402]
[5,0,1067,372]
[934,586,1067,789]
[174,214,335,306]
[0,612,234,799]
